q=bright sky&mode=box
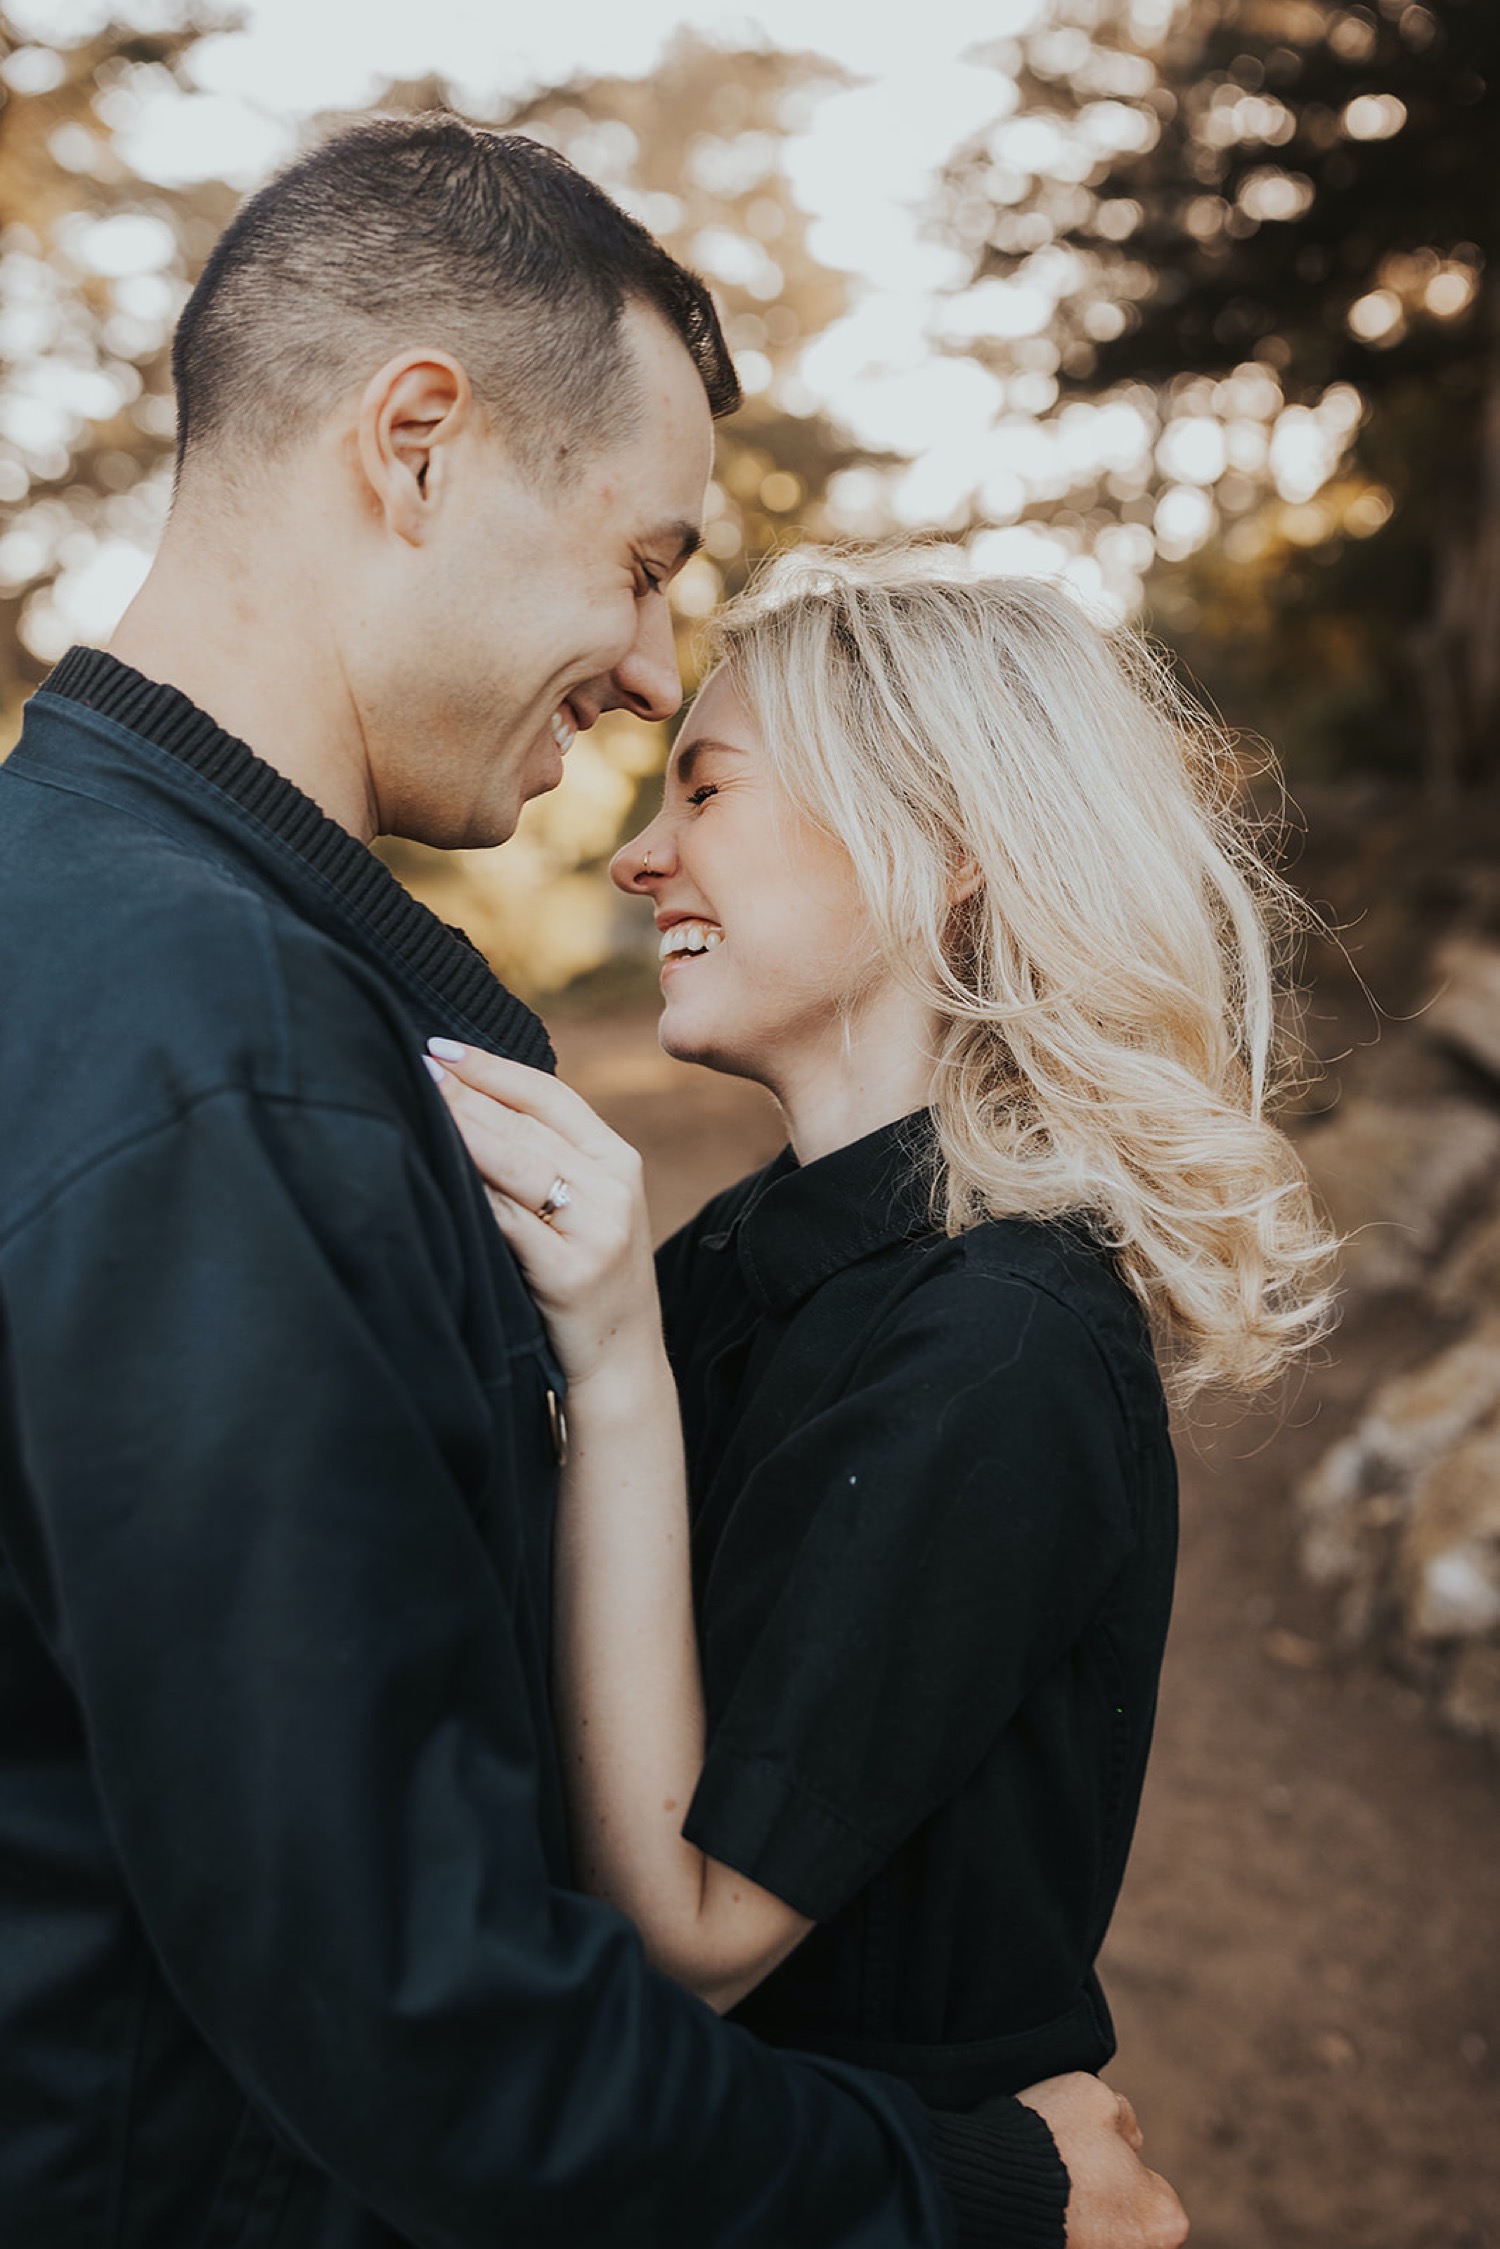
[23,0,1047,460]
[20,0,1043,255]
[6,0,1362,648]
[170,0,1042,458]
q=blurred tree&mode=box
[0,8,231,744]
[937,0,1498,793]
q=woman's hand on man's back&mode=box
[1016,2075,1189,2249]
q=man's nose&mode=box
[612,592,682,723]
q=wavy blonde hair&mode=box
[705,543,1337,1398]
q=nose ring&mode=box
[642,850,656,877]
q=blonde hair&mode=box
[706,543,1337,1399]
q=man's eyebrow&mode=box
[673,735,746,786]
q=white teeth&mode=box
[550,708,576,753]
[658,921,723,960]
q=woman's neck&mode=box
[770,991,941,1167]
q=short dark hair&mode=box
[171,112,740,478]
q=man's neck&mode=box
[108,527,380,844]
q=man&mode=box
[0,115,1188,2247]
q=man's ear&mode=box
[354,350,476,544]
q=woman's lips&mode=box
[658,919,723,963]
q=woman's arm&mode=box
[425,1042,811,2013]
[553,1345,813,2012]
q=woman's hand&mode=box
[427,1042,817,2014]
[424,1040,661,1392]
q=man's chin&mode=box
[523,754,566,806]
[382,804,521,853]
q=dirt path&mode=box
[552,1004,1500,2249]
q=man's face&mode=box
[353,305,715,850]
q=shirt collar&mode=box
[715,1111,943,1315]
[40,645,553,1071]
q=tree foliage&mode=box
[938,0,1499,788]
[0,10,236,739]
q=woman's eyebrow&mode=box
[673,736,747,787]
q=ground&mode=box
[551,998,1500,2249]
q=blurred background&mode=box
[3,2,1498,2241]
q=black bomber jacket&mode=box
[0,652,1067,2249]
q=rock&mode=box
[1427,939,1500,1083]
[1403,1423,1500,1641]
[1414,1547,1500,1638]
[1300,1315,1500,1568]
[1291,923,1500,1752]
[1361,1318,1500,1474]
[1298,1322,1500,1686]
[1300,1099,1500,1297]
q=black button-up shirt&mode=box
[657,1114,1178,2111]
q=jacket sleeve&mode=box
[3,1078,977,2249]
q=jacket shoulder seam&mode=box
[0,1086,412,1257]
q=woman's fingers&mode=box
[424,1046,661,1387]
[434,1070,578,1216]
[426,1042,621,1161]
[483,1181,572,1258]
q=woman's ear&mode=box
[949,852,983,904]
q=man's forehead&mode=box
[616,307,717,512]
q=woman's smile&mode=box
[658,918,724,970]
[612,672,901,1103]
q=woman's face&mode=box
[610,670,890,1088]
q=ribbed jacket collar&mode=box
[41,646,552,1071]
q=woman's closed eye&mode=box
[686,782,719,808]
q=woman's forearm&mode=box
[553,1344,707,1920]
[553,1343,809,2010]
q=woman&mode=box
[424,546,1335,2101]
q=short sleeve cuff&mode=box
[927,2097,1070,2249]
[683,1743,884,1923]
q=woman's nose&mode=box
[610,824,673,895]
